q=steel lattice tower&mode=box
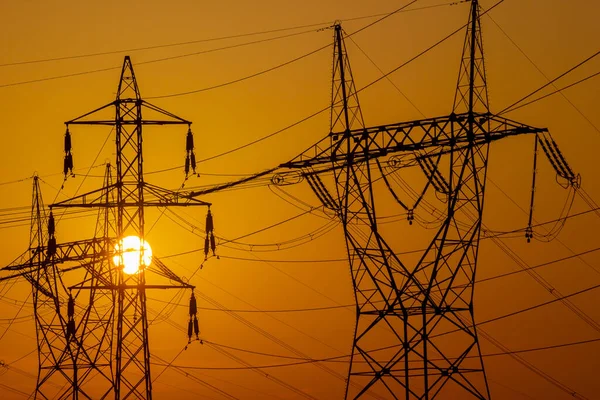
[2,172,116,399]
[277,1,549,398]
[2,56,211,399]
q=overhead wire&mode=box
[150,335,600,371]
[148,295,354,313]
[0,292,31,343]
[346,35,426,118]
[0,1,465,69]
[2,0,446,92]
[151,345,237,400]
[3,1,596,396]
[152,230,386,398]
[154,204,599,264]
[195,287,351,386]
[486,12,600,135]
[0,382,30,398]
[146,0,484,164]
[146,305,320,400]
[503,70,600,114]
[161,205,339,252]
[0,29,321,89]
[466,207,600,336]
[489,177,600,275]
[153,238,600,314]
[477,245,600,285]
[499,48,600,116]
[430,197,598,398]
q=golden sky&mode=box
[1,0,600,399]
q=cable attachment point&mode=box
[63,126,75,178]
[525,226,533,243]
[407,209,414,225]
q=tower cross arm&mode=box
[65,100,191,126]
[1,237,116,275]
[51,183,211,208]
[0,237,116,295]
[280,112,547,169]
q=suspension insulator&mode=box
[47,237,57,257]
[189,293,197,316]
[190,153,196,172]
[68,295,75,318]
[185,155,190,176]
[66,154,74,174]
[210,234,216,256]
[186,128,194,152]
[48,212,55,236]
[204,236,209,258]
[205,210,213,233]
[64,128,72,153]
[67,319,75,340]
[63,157,69,177]
[187,320,193,341]
[193,315,199,338]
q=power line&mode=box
[150,336,600,371]
[0,292,31,343]
[499,49,600,115]
[488,15,600,133]
[0,1,463,91]
[487,13,600,135]
[183,0,505,166]
[346,35,426,118]
[503,70,600,114]
[477,246,600,284]
[0,29,319,89]
[0,382,30,398]
[479,281,600,327]
[0,26,328,68]
[0,1,463,68]
[148,295,354,313]
[147,301,323,400]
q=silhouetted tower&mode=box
[0,174,114,399]
[28,177,75,399]
[51,56,210,399]
[2,57,210,399]
[277,2,550,398]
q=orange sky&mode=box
[1,0,600,399]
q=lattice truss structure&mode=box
[273,1,576,399]
[1,57,211,399]
[0,1,581,400]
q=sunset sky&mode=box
[1,0,600,399]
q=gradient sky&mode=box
[1,1,600,399]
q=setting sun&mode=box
[112,236,153,275]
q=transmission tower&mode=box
[2,56,212,399]
[275,2,557,398]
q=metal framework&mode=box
[276,2,552,398]
[1,2,579,399]
[2,56,210,399]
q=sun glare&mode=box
[113,236,153,275]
